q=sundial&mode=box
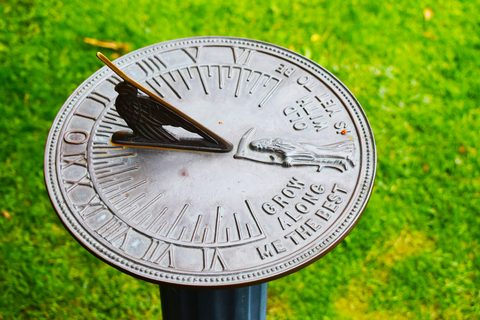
[45,36,376,289]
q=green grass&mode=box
[1,0,479,318]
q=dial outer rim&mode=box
[44,36,377,288]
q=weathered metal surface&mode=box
[44,36,376,288]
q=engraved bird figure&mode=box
[114,81,216,143]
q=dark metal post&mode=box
[160,283,268,320]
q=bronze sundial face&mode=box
[45,36,376,288]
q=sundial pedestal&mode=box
[45,36,376,318]
[160,283,268,320]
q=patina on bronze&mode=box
[45,36,376,288]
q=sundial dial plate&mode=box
[45,37,376,288]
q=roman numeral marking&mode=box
[64,130,90,144]
[110,226,132,251]
[96,216,122,238]
[232,48,256,65]
[141,240,175,267]
[203,248,229,271]
[153,55,168,69]
[135,61,149,76]
[64,174,92,192]
[74,111,97,121]
[74,194,104,216]
[141,239,161,261]
[86,92,110,108]
[61,151,87,169]
[148,57,163,71]
[154,244,174,266]
[106,75,122,86]
[95,216,132,251]
[136,59,162,76]
[183,47,201,63]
